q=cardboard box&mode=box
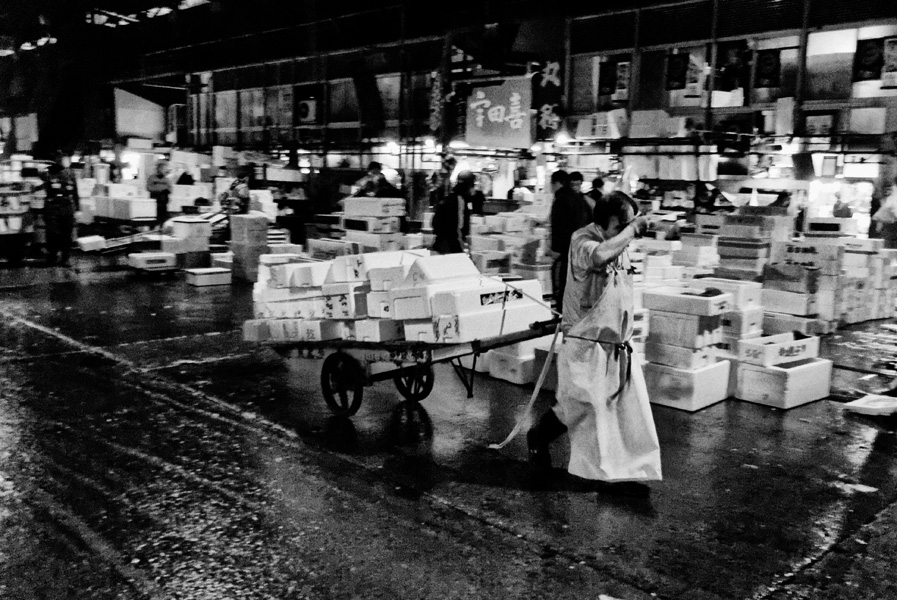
[366,291,393,318]
[435,302,553,343]
[691,278,762,310]
[431,279,542,317]
[645,342,714,370]
[738,332,820,367]
[404,319,437,343]
[488,351,537,385]
[185,267,232,286]
[647,310,722,349]
[645,360,731,412]
[354,319,404,342]
[721,307,764,337]
[735,358,832,409]
[642,287,733,316]
[128,252,176,270]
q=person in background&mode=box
[469,174,486,217]
[528,192,661,497]
[588,177,605,210]
[832,192,853,219]
[570,171,589,209]
[146,160,173,228]
[550,170,592,314]
[770,191,791,208]
[355,161,401,198]
[432,170,475,254]
[43,153,80,267]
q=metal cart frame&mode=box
[263,319,560,417]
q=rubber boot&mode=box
[526,409,567,469]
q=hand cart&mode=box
[263,318,560,417]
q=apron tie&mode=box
[565,336,633,402]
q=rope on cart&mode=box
[487,280,562,451]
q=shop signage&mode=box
[465,78,532,149]
[428,71,443,133]
[853,38,885,82]
[754,49,782,89]
[532,60,564,141]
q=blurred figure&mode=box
[146,160,172,228]
[432,170,475,254]
[832,193,853,218]
[550,170,592,314]
[43,152,80,267]
[355,161,400,197]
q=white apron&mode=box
[553,253,662,482]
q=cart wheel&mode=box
[321,352,365,417]
[393,365,435,402]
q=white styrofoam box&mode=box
[266,319,286,341]
[369,266,410,291]
[307,238,358,260]
[290,319,344,342]
[715,330,765,356]
[281,261,331,288]
[642,254,673,269]
[113,198,156,220]
[471,251,511,274]
[329,249,429,283]
[511,263,553,296]
[484,215,505,231]
[259,254,300,266]
[737,332,820,367]
[695,214,725,235]
[843,252,875,270]
[638,239,682,253]
[497,213,529,233]
[108,183,139,198]
[645,360,731,412]
[644,342,714,370]
[181,237,210,253]
[342,197,405,217]
[95,196,113,218]
[496,333,556,359]
[322,280,370,297]
[185,268,231,286]
[841,237,884,253]
[366,291,393,318]
[404,233,425,249]
[341,215,402,233]
[648,310,722,349]
[761,289,819,316]
[398,254,481,288]
[720,307,764,337]
[253,284,323,303]
[488,351,537,385]
[243,320,269,342]
[459,352,492,373]
[323,292,368,319]
[849,107,887,134]
[680,233,718,248]
[642,287,733,316]
[268,243,304,254]
[470,235,504,253]
[672,246,719,267]
[77,235,106,252]
[128,252,176,270]
[736,358,832,409]
[717,239,771,259]
[171,216,212,239]
[255,298,324,320]
[391,277,489,321]
[431,278,542,317]
[344,231,404,252]
[404,319,437,343]
[435,301,553,343]
[354,319,404,342]
[806,218,857,236]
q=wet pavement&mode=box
[1,256,897,600]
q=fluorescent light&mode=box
[0,49,14,57]
[448,140,469,149]
[555,132,571,145]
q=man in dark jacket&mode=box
[432,171,475,254]
[43,154,80,267]
[550,170,592,314]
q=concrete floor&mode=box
[1,256,896,600]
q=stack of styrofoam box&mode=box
[632,239,683,289]
[342,198,405,252]
[391,254,552,345]
[487,332,556,386]
[714,215,777,281]
[761,261,839,335]
[230,214,270,282]
[244,259,336,343]
[735,332,832,409]
[328,249,431,341]
[314,213,345,240]
[879,249,897,319]
[695,277,764,397]
[307,237,360,260]
[169,215,213,254]
[695,214,725,237]
[672,234,719,281]
[840,238,887,325]
[641,286,734,412]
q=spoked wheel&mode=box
[393,365,435,403]
[321,352,365,417]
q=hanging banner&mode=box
[532,60,564,140]
[754,49,782,88]
[883,38,897,89]
[428,71,443,134]
[465,78,533,149]
[853,38,885,82]
[666,52,689,90]
[611,61,630,102]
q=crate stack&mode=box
[840,238,891,325]
[713,215,777,282]
[641,286,734,412]
[734,332,832,410]
[468,212,551,290]
[230,214,271,282]
[342,198,405,253]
